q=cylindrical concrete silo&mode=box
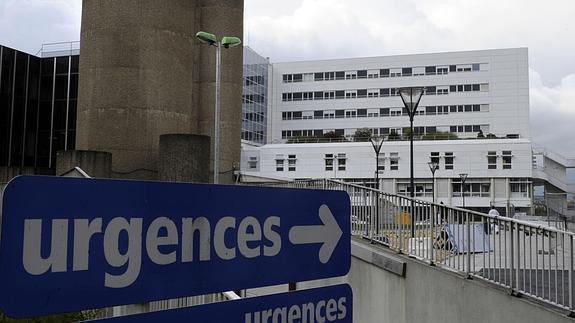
[77,0,197,179]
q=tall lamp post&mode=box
[428,161,439,204]
[399,87,425,237]
[459,173,468,208]
[196,31,242,184]
[371,136,384,235]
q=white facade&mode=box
[269,48,529,143]
[241,48,539,215]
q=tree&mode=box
[422,131,458,140]
[322,131,345,142]
[388,131,400,141]
[0,311,91,323]
[353,128,372,142]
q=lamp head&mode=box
[459,173,468,183]
[221,36,242,49]
[398,87,424,118]
[196,31,217,46]
[370,136,384,154]
[428,161,439,173]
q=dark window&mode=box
[357,109,367,117]
[450,65,457,72]
[335,129,344,136]
[472,84,480,91]
[335,110,344,117]
[335,91,345,99]
[357,89,367,98]
[70,56,79,73]
[357,70,367,78]
[426,106,436,115]
[380,128,390,134]
[464,105,472,112]
[293,111,302,119]
[293,74,303,82]
[314,130,323,136]
[426,126,437,133]
[56,56,69,74]
[473,104,480,112]
[450,85,457,92]
[314,91,324,100]
[472,64,480,71]
[335,71,345,80]
[69,74,79,99]
[54,75,68,100]
[450,105,457,112]
[464,84,472,91]
[380,108,390,116]
[380,88,390,97]
[402,68,412,76]
[465,125,472,132]
[425,66,436,75]
[292,92,302,101]
[473,125,481,132]
[314,73,324,81]
[426,86,436,95]
[380,69,390,77]
[450,126,457,132]
[314,110,323,118]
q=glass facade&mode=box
[0,45,78,173]
[242,47,269,145]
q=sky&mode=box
[0,0,574,159]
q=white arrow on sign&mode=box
[288,204,343,264]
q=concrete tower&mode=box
[77,0,243,182]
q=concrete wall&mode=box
[77,0,243,182]
[323,240,573,323]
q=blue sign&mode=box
[94,284,353,323]
[0,176,350,318]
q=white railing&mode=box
[258,179,575,312]
[36,41,80,58]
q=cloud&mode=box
[0,0,81,54]
[530,69,575,157]
[1,0,573,157]
[245,0,575,85]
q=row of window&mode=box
[280,124,484,139]
[244,75,265,86]
[281,104,487,120]
[282,63,485,83]
[281,84,488,102]
[243,94,265,104]
[429,151,513,170]
[272,150,513,172]
[397,179,529,198]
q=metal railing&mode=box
[36,41,80,58]
[279,134,520,144]
[260,179,575,312]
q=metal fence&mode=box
[260,179,575,312]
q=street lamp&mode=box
[399,87,425,237]
[428,161,439,204]
[370,136,384,190]
[196,31,242,184]
[371,136,384,235]
[459,173,468,208]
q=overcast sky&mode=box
[1,0,574,157]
